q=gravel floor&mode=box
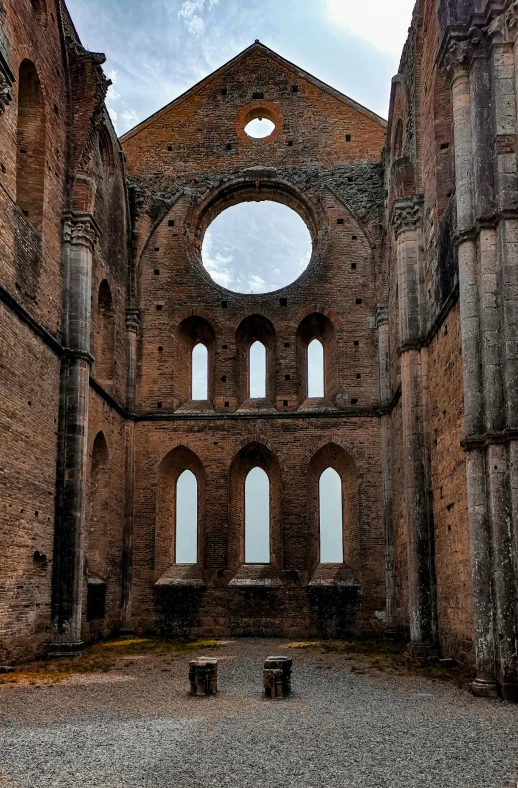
[0,638,517,788]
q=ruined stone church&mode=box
[2,0,518,702]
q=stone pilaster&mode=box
[120,309,140,631]
[50,212,99,655]
[392,199,437,656]
[376,303,395,636]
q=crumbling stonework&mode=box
[1,0,518,701]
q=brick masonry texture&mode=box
[2,0,518,700]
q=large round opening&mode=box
[201,201,313,294]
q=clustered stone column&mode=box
[189,658,218,696]
[49,212,99,655]
[391,200,437,658]
[263,655,292,698]
[439,6,518,700]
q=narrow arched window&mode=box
[249,341,266,398]
[245,467,270,563]
[16,60,46,231]
[319,467,343,563]
[97,280,115,383]
[192,343,208,400]
[308,339,324,397]
[176,470,198,563]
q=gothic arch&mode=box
[88,431,111,581]
[296,311,337,402]
[175,315,216,404]
[235,314,277,403]
[16,59,46,231]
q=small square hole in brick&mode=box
[353,340,359,346]
[285,374,291,381]
[168,220,175,227]
[287,140,294,147]
[221,301,228,308]
[226,143,232,151]
[221,375,227,382]
[351,263,357,270]
[157,402,162,409]
[283,400,288,406]
[356,298,362,305]
[284,342,290,348]
[158,346,163,352]
[225,401,230,407]
[222,344,228,349]
[253,91,264,99]
[154,247,160,251]
[351,398,358,405]
[346,134,352,142]
[221,88,227,95]
[356,373,361,379]
[156,305,163,311]
[280,298,288,306]
[337,218,344,225]
[348,177,353,183]
[291,85,298,93]
[167,145,172,151]
[154,269,160,275]
[352,235,357,240]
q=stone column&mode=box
[50,212,99,655]
[376,303,396,636]
[120,309,140,631]
[442,38,497,696]
[392,199,437,656]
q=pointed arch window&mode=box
[308,339,324,397]
[319,467,343,563]
[192,343,208,400]
[176,470,198,564]
[249,341,266,398]
[245,467,270,563]
[16,60,46,231]
[97,280,115,383]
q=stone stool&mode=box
[189,657,218,696]
[263,655,292,698]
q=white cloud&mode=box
[248,275,267,294]
[325,0,414,56]
[107,106,118,123]
[179,0,219,36]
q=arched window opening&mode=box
[176,470,198,564]
[249,341,266,398]
[30,0,48,26]
[192,343,208,400]
[87,431,109,622]
[245,467,270,564]
[98,127,114,177]
[308,339,324,397]
[96,280,115,383]
[319,467,344,563]
[394,119,404,159]
[16,60,46,231]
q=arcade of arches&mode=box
[2,0,518,703]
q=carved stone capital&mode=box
[126,310,141,334]
[0,73,12,114]
[507,1,518,32]
[62,212,100,251]
[375,303,389,329]
[391,199,423,237]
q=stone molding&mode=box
[391,198,423,237]
[126,309,141,334]
[374,303,389,328]
[62,212,100,251]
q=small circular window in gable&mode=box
[245,117,276,139]
[241,105,279,140]
[201,201,313,294]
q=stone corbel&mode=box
[62,212,101,252]
[126,309,141,335]
[391,198,423,238]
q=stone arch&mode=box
[228,441,282,571]
[306,443,359,574]
[235,314,277,404]
[296,311,337,403]
[95,279,115,384]
[98,125,115,179]
[88,431,111,582]
[176,315,216,404]
[155,446,206,575]
[16,59,46,231]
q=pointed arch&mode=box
[245,467,270,563]
[88,431,110,581]
[307,443,358,571]
[296,312,336,402]
[249,341,266,398]
[191,343,209,400]
[176,316,215,405]
[235,314,276,403]
[16,59,46,231]
[155,446,205,574]
[228,441,282,570]
[96,279,115,383]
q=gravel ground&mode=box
[0,638,517,788]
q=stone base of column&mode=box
[471,678,499,699]
[48,641,85,658]
[405,643,439,659]
[500,682,518,703]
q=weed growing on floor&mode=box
[0,637,220,686]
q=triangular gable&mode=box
[120,41,386,144]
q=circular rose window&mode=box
[201,201,313,294]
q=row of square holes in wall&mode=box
[154,296,363,308]
[166,135,353,151]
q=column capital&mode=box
[391,198,423,238]
[62,212,100,251]
[374,303,389,329]
[126,309,141,334]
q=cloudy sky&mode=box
[66,0,415,296]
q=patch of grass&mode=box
[0,637,220,686]
[285,641,321,649]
